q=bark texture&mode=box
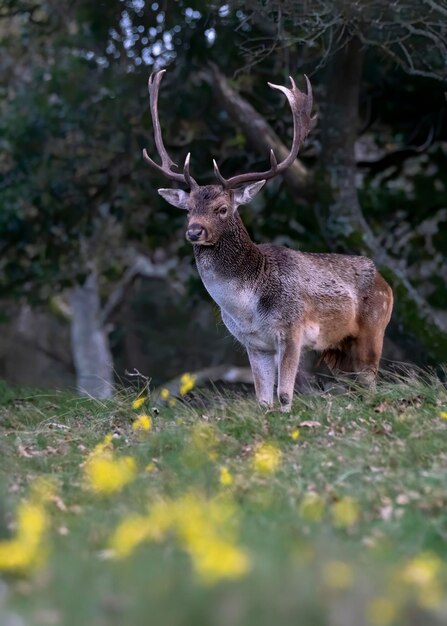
[317,37,376,253]
[70,270,114,399]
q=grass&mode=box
[1,375,447,625]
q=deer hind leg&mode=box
[349,324,386,389]
[277,330,302,413]
[352,275,394,389]
[247,348,276,410]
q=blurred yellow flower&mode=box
[331,496,359,528]
[298,492,325,523]
[366,597,397,626]
[190,539,250,584]
[219,466,234,486]
[252,443,281,474]
[145,462,156,473]
[92,433,114,457]
[0,501,49,572]
[108,491,250,584]
[322,560,354,589]
[109,514,151,558]
[179,373,196,396]
[160,388,170,400]
[84,455,136,495]
[401,552,441,587]
[132,413,152,432]
[439,411,447,420]
[290,430,300,441]
[132,396,145,410]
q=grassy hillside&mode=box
[1,376,447,626]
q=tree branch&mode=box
[100,254,180,326]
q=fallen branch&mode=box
[156,365,254,396]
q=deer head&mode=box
[143,69,314,245]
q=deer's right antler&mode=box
[143,70,197,189]
[213,76,315,189]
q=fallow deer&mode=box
[143,70,393,412]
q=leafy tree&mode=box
[1,0,446,396]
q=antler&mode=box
[143,70,197,189]
[213,76,315,189]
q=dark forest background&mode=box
[1,0,446,397]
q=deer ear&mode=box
[158,189,189,210]
[233,180,266,208]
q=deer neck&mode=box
[193,214,264,285]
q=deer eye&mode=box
[218,206,228,217]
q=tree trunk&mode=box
[70,269,114,399]
[317,36,377,253]
[316,35,447,363]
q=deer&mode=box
[143,70,394,413]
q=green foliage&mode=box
[1,0,446,363]
[1,379,447,624]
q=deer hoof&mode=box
[259,399,273,411]
[278,393,292,413]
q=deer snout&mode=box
[186,223,208,242]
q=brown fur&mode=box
[158,184,394,411]
[148,72,393,412]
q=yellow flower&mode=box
[132,413,152,432]
[110,502,173,559]
[290,429,300,441]
[189,539,250,585]
[145,462,156,473]
[401,552,441,587]
[219,467,234,486]
[174,493,249,584]
[331,496,359,528]
[92,433,114,457]
[132,396,145,410]
[298,492,325,523]
[439,411,447,420]
[160,388,170,400]
[252,443,281,474]
[108,492,250,584]
[109,514,151,558]
[366,597,397,626]
[84,455,136,495]
[322,560,354,589]
[0,501,49,572]
[179,373,196,396]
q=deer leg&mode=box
[277,331,302,413]
[247,348,276,410]
[352,276,393,389]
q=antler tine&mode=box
[183,152,198,189]
[143,70,197,188]
[212,159,229,189]
[213,75,314,189]
[269,149,278,173]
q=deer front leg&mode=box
[246,348,276,410]
[277,331,302,413]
